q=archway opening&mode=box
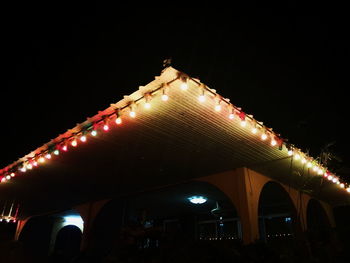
[18,215,55,261]
[90,181,241,261]
[53,225,82,261]
[258,181,302,248]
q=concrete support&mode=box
[74,199,110,251]
[198,167,269,244]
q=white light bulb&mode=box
[229,113,234,120]
[6,175,11,180]
[327,175,333,181]
[251,127,257,134]
[261,134,267,140]
[80,135,87,142]
[115,117,122,125]
[54,150,60,155]
[215,104,221,112]
[91,130,97,136]
[294,154,300,160]
[180,82,188,90]
[27,163,33,170]
[161,94,169,101]
[271,139,277,146]
[240,120,247,127]
[288,150,293,156]
[45,153,52,159]
[340,183,345,188]
[347,188,350,193]
[198,94,206,102]
[130,111,136,118]
[144,102,151,109]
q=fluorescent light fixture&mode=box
[188,196,207,204]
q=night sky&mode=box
[1,2,349,181]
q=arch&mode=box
[258,181,303,242]
[18,215,55,261]
[89,180,241,260]
[51,225,82,261]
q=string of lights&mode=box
[0,68,349,194]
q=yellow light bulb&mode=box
[271,139,277,146]
[39,157,45,163]
[240,120,247,127]
[288,150,293,156]
[130,111,136,118]
[215,104,221,112]
[180,82,188,90]
[340,183,345,188]
[294,154,300,160]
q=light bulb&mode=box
[327,175,333,181]
[240,120,247,127]
[1,178,6,183]
[91,130,97,136]
[288,150,293,156]
[340,183,345,188]
[33,161,38,167]
[347,187,350,193]
[215,104,221,112]
[198,94,206,103]
[302,158,307,164]
[27,163,33,170]
[129,111,136,118]
[115,117,122,125]
[54,150,60,155]
[10,173,15,177]
[103,124,109,131]
[20,167,26,172]
[229,113,235,119]
[45,153,51,159]
[180,81,188,91]
[62,145,68,151]
[161,94,169,101]
[261,133,267,140]
[71,139,78,147]
[312,166,318,172]
[307,162,312,168]
[80,135,87,142]
[318,169,324,175]
[6,175,11,180]
[251,127,257,134]
[271,139,277,146]
[39,157,45,163]
[294,154,300,160]
[144,102,151,109]
[332,178,338,183]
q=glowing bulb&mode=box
[215,104,221,112]
[27,163,33,170]
[294,154,300,160]
[91,130,97,136]
[240,120,247,127]
[33,161,38,166]
[161,94,169,101]
[144,102,151,109]
[318,169,324,175]
[45,153,51,159]
[62,145,68,151]
[6,175,11,180]
[10,173,15,177]
[80,135,87,142]
[103,124,109,131]
[332,178,338,183]
[198,94,206,103]
[129,111,136,118]
[180,81,188,91]
[1,178,6,183]
[307,162,312,168]
[39,157,45,163]
[261,134,267,140]
[54,150,60,155]
[288,150,293,156]
[115,117,122,125]
[327,175,333,181]
[71,140,78,147]
[229,113,235,119]
[312,166,318,172]
[271,139,277,146]
[302,158,307,164]
[340,183,345,188]
[20,167,26,172]
[347,188,350,193]
[251,127,257,134]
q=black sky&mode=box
[1,2,349,179]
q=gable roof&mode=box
[1,66,349,210]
